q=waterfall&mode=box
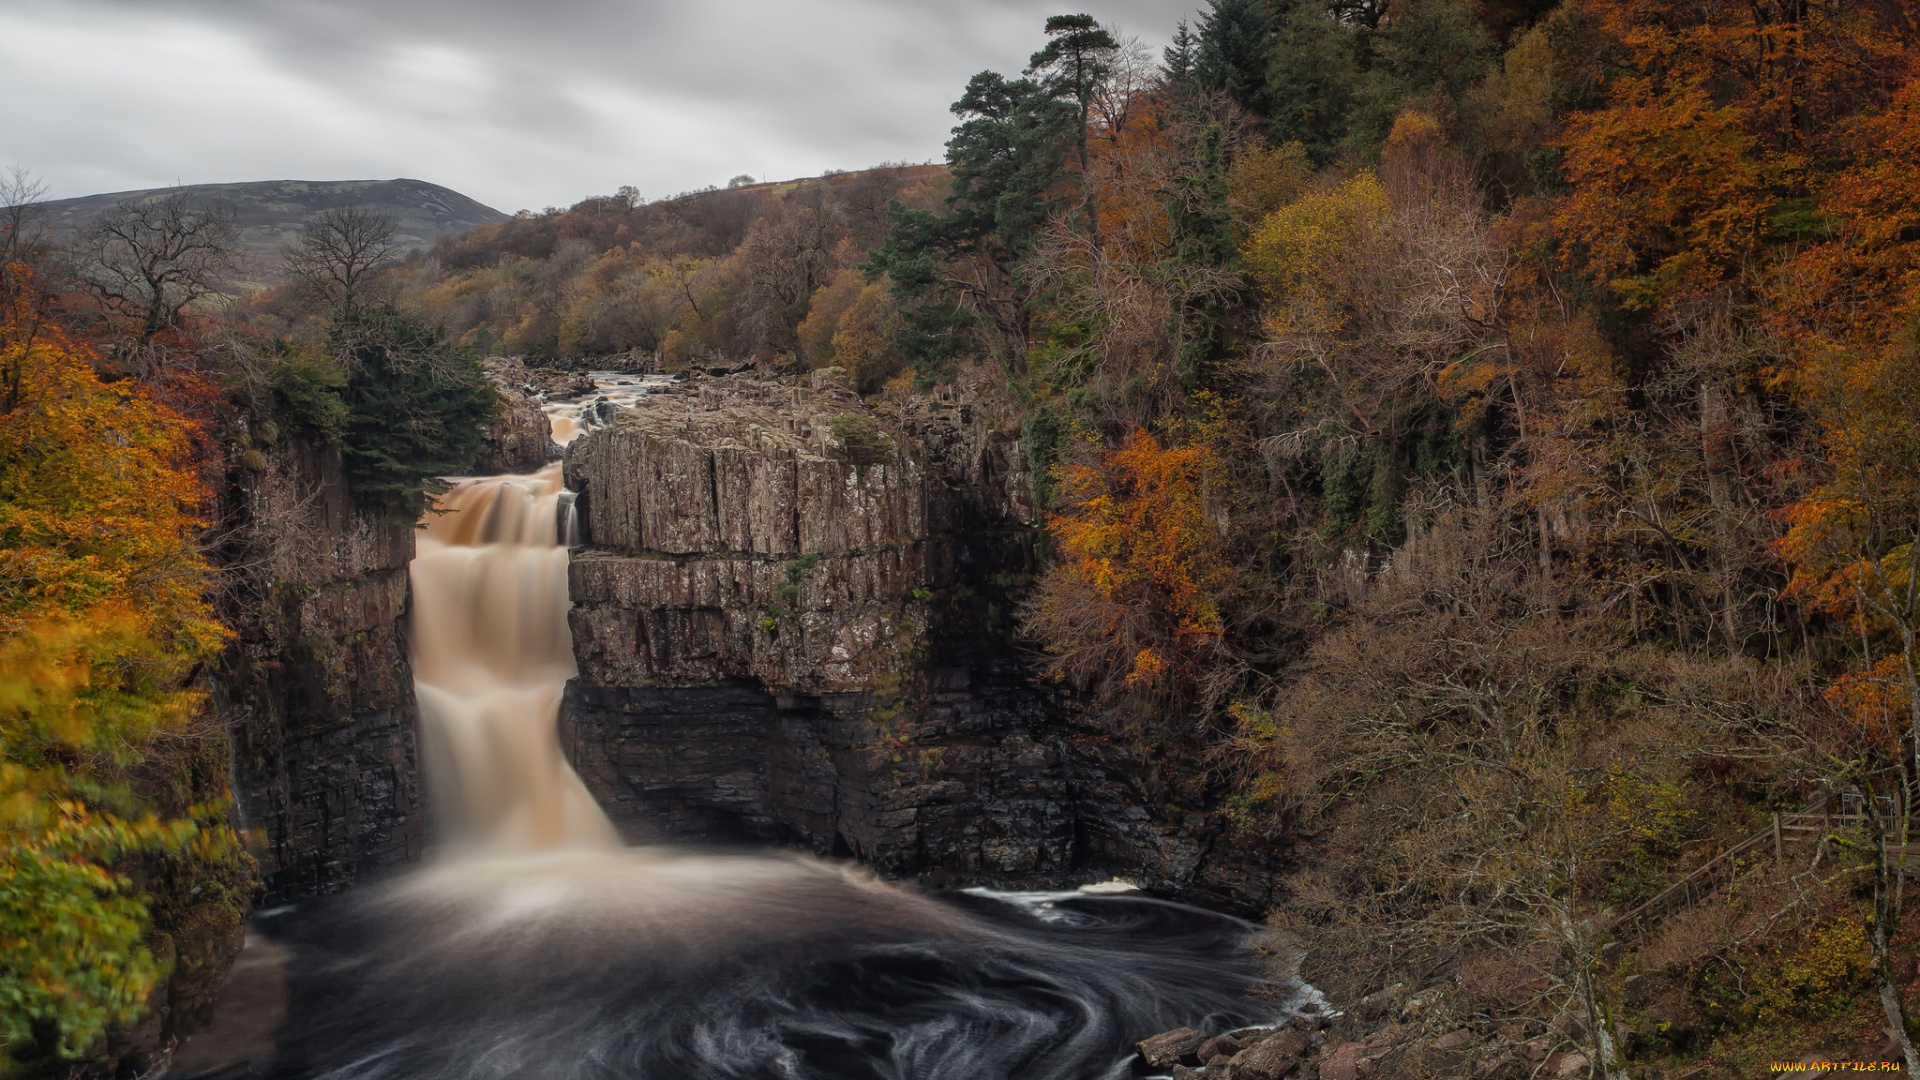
[409,464,615,850]
[171,381,1315,1080]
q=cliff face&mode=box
[216,442,425,902]
[561,371,1280,906]
[472,363,562,475]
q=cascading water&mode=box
[409,465,613,850]
[173,381,1320,1080]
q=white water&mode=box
[541,371,673,447]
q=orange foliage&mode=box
[1554,0,1912,314]
[0,261,230,1057]
[1026,429,1230,707]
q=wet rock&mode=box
[1199,1034,1249,1060]
[1229,1026,1311,1079]
[217,440,425,903]
[1138,1028,1209,1068]
[1171,1068,1204,1080]
[560,372,1288,899]
[472,382,555,474]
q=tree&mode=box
[1162,19,1199,86]
[1194,0,1279,116]
[80,191,237,344]
[0,168,47,265]
[1025,429,1232,711]
[1262,5,1363,163]
[330,307,500,516]
[867,62,1077,382]
[1027,14,1120,239]
[0,265,230,1066]
[283,206,400,322]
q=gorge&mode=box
[175,371,1313,1079]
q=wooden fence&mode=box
[1607,792,1920,942]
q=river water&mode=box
[169,377,1317,1080]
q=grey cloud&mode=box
[0,0,1201,211]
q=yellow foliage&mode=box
[0,271,230,1063]
[1243,173,1391,336]
[1754,919,1873,1023]
[828,279,903,392]
[1227,141,1314,230]
[796,268,865,368]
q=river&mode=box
[167,376,1317,1080]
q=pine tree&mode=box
[1163,19,1199,86]
[1195,0,1280,115]
[1028,14,1120,241]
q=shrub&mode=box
[829,414,895,472]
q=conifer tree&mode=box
[1027,14,1120,239]
[1162,19,1199,86]
[1194,0,1280,115]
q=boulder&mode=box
[1551,1051,1590,1078]
[1622,972,1665,1009]
[1199,1035,1249,1060]
[1319,1042,1365,1080]
[1137,1028,1209,1068]
[1229,1026,1312,1080]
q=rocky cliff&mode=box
[216,442,426,902]
[561,370,1280,906]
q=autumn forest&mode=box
[8,0,1920,1076]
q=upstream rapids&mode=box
[169,378,1318,1080]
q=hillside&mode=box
[35,178,507,283]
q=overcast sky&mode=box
[1,0,1198,213]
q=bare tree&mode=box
[81,190,238,342]
[0,166,48,263]
[283,205,399,321]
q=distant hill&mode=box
[33,179,509,285]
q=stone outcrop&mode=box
[472,362,559,474]
[561,369,1070,880]
[216,441,425,902]
[560,369,1285,903]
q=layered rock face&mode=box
[561,371,1280,907]
[561,371,1067,880]
[472,362,562,474]
[217,443,425,902]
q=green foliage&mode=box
[330,308,499,517]
[866,54,1078,384]
[1263,5,1363,164]
[767,554,823,622]
[1169,124,1239,386]
[266,344,350,444]
[829,414,896,472]
[1352,0,1497,147]
[1194,0,1279,114]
